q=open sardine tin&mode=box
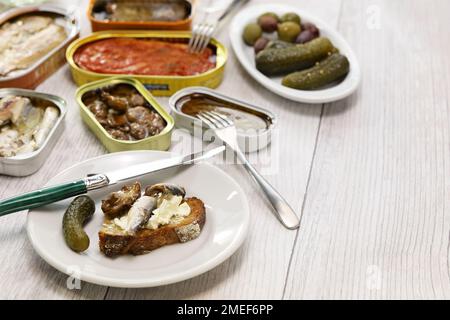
[0,5,80,89]
[169,87,277,153]
[88,0,196,32]
[66,31,227,96]
[76,77,174,153]
[0,89,67,177]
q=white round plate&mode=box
[230,4,361,104]
[27,151,249,288]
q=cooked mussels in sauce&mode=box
[177,93,273,132]
[91,0,191,22]
[0,95,60,157]
[82,84,166,141]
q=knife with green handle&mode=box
[0,146,225,216]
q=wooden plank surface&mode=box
[1,0,449,300]
[283,0,450,299]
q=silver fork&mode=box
[188,0,250,53]
[197,111,300,230]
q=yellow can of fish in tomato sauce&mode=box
[66,31,227,97]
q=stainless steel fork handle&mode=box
[234,147,300,230]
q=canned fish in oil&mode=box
[0,89,67,176]
[169,87,277,153]
[0,5,80,89]
[88,0,195,32]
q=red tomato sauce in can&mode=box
[73,38,216,76]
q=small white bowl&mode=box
[229,4,361,104]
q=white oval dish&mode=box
[229,4,361,104]
[27,151,249,288]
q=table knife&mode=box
[0,146,225,216]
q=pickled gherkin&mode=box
[256,37,334,76]
[282,53,350,90]
[62,196,95,253]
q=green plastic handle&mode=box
[0,179,87,217]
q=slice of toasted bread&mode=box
[98,197,206,257]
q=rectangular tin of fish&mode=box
[0,5,80,89]
[88,0,195,32]
[76,77,174,153]
[66,30,227,96]
[169,87,277,153]
[0,89,67,177]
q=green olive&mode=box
[281,12,301,25]
[277,22,301,43]
[243,23,263,46]
[63,196,95,253]
[257,12,280,23]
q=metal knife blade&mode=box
[102,146,225,187]
[0,146,225,217]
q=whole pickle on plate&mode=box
[256,37,334,76]
[282,53,350,90]
[62,196,96,253]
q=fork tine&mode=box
[188,24,200,50]
[199,24,213,53]
[196,24,214,53]
[202,111,229,127]
[189,24,203,53]
[196,113,216,128]
[192,24,208,52]
[207,110,233,126]
[200,111,229,128]
[199,111,225,128]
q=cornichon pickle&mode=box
[62,196,95,253]
[282,53,350,90]
[256,37,334,76]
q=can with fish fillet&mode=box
[0,89,67,176]
[88,0,195,32]
[66,31,227,96]
[0,5,80,89]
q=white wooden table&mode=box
[1,0,450,299]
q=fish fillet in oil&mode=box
[0,15,67,76]
[0,95,58,158]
